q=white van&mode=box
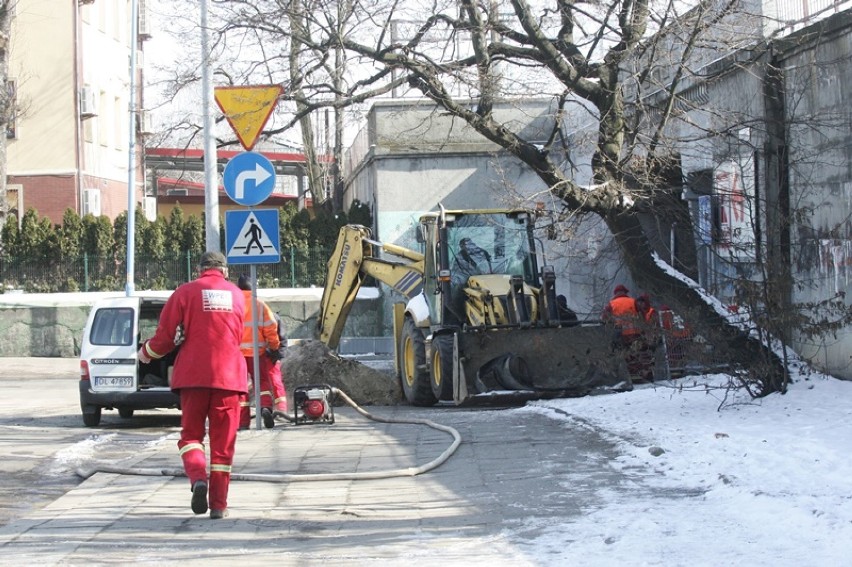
[79,294,180,426]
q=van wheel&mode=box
[399,318,437,406]
[82,406,102,427]
[118,408,134,418]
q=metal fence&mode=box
[0,247,332,293]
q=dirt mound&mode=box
[281,340,402,406]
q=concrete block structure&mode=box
[341,99,623,320]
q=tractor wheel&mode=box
[399,318,437,406]
[430,333,455,401]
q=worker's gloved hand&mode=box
[138,346,152,364]
[174,324,185,346]
[265,348,282,362]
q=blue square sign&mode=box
[225,209,280,265]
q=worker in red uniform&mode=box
[236,274,281,429]
[138,251,246,520]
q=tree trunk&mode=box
[606,212,786,394]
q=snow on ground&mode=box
[516,372,852,566]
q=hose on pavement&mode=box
[76,387,462,482]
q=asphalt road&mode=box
[0,356,689,565]
[0,358,183,527]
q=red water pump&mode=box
[292,384,335,425]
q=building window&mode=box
[114,0,123,42]
[84,118,94,144]
[81,0,92,24]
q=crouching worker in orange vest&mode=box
[659,305,693,373]
[236,274,281,429]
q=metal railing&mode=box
[0,247,331,293]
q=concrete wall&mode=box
[672,11,852,379]
[0,291,384,358]
[781,12,852,378]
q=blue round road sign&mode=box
[223,152,276,206]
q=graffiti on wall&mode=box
[796,225,852,295]
[713,158,756,260]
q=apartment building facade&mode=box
[7,0,148,225]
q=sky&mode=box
[520,368,852,566]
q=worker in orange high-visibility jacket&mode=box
[138,251,246,520]
[236,274,281,429]
[602,284,644,378]
[602,284,642,345]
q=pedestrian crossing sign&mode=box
[225,209,280,265]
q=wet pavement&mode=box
[0,358,669,566]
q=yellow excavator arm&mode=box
[317,225,424,349]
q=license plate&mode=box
[93,376,133,388]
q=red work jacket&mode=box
[142,269,247,393]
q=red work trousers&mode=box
[239,355,277,427]
[269,361,287,412]
[178,387,240,512]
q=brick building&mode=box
[7,0,150,225]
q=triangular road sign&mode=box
[214,85,283,150]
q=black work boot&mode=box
[191,480,208,515]
[261,407,275,429]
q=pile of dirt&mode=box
[281,340,402,406]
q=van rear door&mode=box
[83,296,141,393]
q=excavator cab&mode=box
[421,210,543,328]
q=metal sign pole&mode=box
[201,0,220,251]
[250,264,262,430]
[125,0,139,296]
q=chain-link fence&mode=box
[0,247,331,293]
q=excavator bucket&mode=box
[455,324,630,402]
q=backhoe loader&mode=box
[317,207,629,406]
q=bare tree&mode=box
[150,0,852,394]
[151,0,368,206]
[313,0,791,393]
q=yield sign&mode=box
[214,85,283,150]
